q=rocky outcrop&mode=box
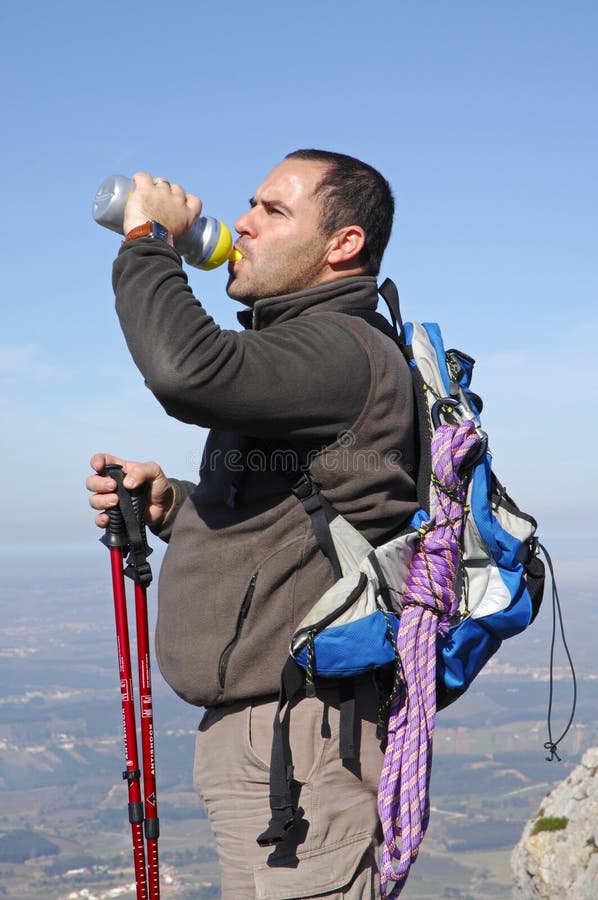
[511,747,598,899]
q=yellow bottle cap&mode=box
[229,248,244,262]
[199,221,238,270]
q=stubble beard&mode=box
[226,244,327,305]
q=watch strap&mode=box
[123,221,170,244]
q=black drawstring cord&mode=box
[539,543,577,761]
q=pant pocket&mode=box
[246,698,278,772]
[254,832,377,900]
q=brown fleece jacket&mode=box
[113,239,418,707]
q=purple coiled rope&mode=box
[378,419,482,898]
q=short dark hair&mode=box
[285,149,394,275]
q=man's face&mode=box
[226,158,333,304]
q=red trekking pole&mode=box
[101,465,160,899]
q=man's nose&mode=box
[234,207,257,237]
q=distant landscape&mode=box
[0,543,594,899]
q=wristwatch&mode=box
[123,220,170,244]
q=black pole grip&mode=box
[100,464,153,586]
[101,464,129,548]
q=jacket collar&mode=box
[236,276,380,331]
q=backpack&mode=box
[257,278,548,897]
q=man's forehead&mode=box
[256,158,328,200]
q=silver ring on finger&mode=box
[154,178,171,187]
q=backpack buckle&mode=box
[291,471,319,500]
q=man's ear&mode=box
[326,225,366,267]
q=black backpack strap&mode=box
[257,658,306,847]
[257,658,362,848]
[289,471,342,581]
[342,278,404,351]
[378,277,404,340]
[343,306,400,346]
[338,681,357,760]
[260,442,343,583]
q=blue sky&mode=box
[0,0,596,579]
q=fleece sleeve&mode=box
[112,240,371,444]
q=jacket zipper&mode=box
[218,573,258,689]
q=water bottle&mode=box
[92,174,241,270]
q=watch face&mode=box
[149,221,170,242]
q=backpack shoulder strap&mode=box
[378,277,405,339]
[341,277,404,347]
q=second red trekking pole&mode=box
[102,465,160,900]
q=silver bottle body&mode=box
[92,174,227,269]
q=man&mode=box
[88,150,418,899]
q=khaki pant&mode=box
[194,679,384,899]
